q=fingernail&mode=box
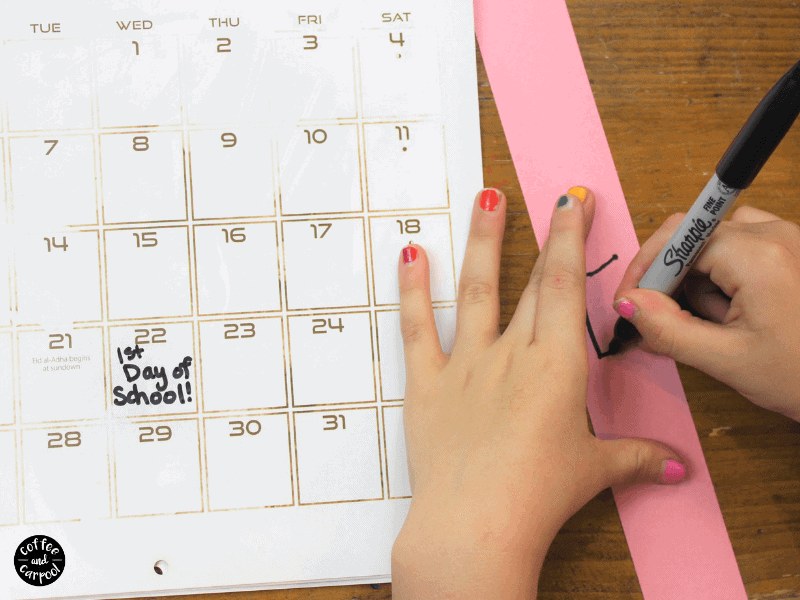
[614,298,637,319]
[480,188,500,211]
[402,245,417,264]
[659,459,687,484]
[556,195,573,210]
[568,186,588,202]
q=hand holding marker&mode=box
[609,58,800,355]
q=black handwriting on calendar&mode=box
[112,345,193,407]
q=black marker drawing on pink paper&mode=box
[584,254,618,359]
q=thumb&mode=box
[681,274,731,323]
[613,288,741,372]
[600,437,688,487]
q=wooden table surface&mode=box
[150,1,800,598]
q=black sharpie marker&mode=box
[608,58,800,356]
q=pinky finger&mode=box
[398,244,447,390]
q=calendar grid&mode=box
[0,21,466,526]
[267,108,301,509]
[179,31,212,515]
[382,405,410,499]
[353,37,390,491]
[1,141,6,224]
[202,412,296,513]
[272,29,305,509]
[180,34,211,514]
[292,407,385,506]
[353,35,392,501]
[87,56,111,520]
[4,430,20,526]
[7,133,101,228]
[1,98,20,523]
[87,43,112,526]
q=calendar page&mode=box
[0,0,481,597]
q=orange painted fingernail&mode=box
[480,188,499,211]
[402,245,417,264]
[568,186,587,202]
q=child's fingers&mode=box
[729,205,783,224]
[616,208,790,312]
[532,192,589,354]
[505,240,549,344]
[613,212,687,301]
[398,244,447,390]
[682,273,731,323]
[507,187,594,346]
[452,189,507,354]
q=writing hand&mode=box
[615,206,800,422]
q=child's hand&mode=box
[614,206,800,422]
[392,188,686,600]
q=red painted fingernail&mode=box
[660,460,687,484]
[480,188,499,211]
[402,245,417,264]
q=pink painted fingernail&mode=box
[402,245,417,264]
[480,188,499,211]
[614,298,637,319]
[660,460,687,484]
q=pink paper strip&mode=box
[474,1,747,598]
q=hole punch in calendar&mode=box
[0,1,482,597]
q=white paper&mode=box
[0,1,482,597]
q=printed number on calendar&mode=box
[309,223,331,238]
[222,228,246,243]
[133,232,157,247]
[312,318,344,334]
[397,219,420,234]
[223,323,255,339]
[48,431,82,448]
[48,333,72,349]
[43,237,68,252]
[323,414,346,431]
[229,420,261,437]
[304,129,327,144]
[134,328,167,344]
[133,136,149,151]
[139,426,172,442]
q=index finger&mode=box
[616,212,770,305]
[398,244,447,390]
[614,212,686,300]
[533,192,588,353]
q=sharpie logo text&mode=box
[662,216,719,276]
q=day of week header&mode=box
[208,18,240,27]
[116,20,153,30]
[30,23,61,33]
[27,12,413,35]
[382,13,411,22]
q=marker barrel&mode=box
[638,174,741,296]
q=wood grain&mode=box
[146,1,800,598]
